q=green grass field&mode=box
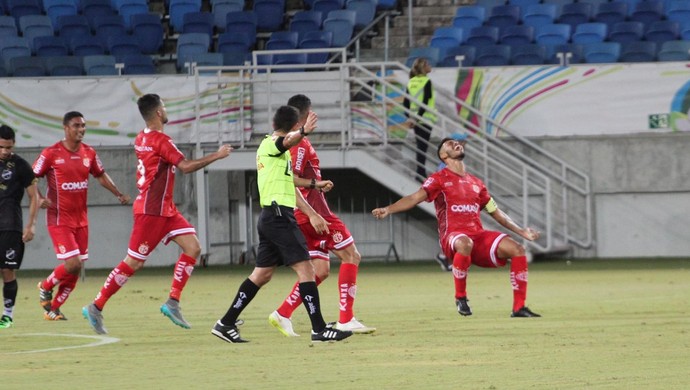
[2,259,689,389]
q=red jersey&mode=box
[33,141,105,228]
[291,137,334,225]
[132,129,185,216]
[423,168,491,239]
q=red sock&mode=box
[42,263,70,291]
[94,261,135,310]
[277,275,322,318]
[169,253,197,301]
[510,256,528,312]
[338,263,358,323]
[452,253,471,299]
[51,273,79,311]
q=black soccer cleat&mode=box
[211,321,248,343]
[456,297,472,316]
[435,252,452,272]
[511,306,541,318]
[311,327,353,343]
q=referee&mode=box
[211,106,353,343]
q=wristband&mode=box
[299,126,306,136]
[310,178,316,189]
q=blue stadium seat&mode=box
[630,0,664,23]
[34,36,69,57]
[430,27,465,57]
[290,11,322,43]
[131,13,164,54]
[7,0,43,25]
[535,23,571,45]
[0,15,18,37]
[182,11,214,37]
[644,20,680,43]
[254,0,285,32]
[106,34,141,62]
[272,52,307,72]
[70,34,105,56]
[571,22,607,44]
[522,4,557,28]
[486,4,521,29]
[616,0,641,16]
[578,0,610,12]
[666,0,690,23]
[608,21,645,43]
[542,0,571,15]
[9,56,46,77]
[657,40,690,61]
[45,0,78,31]
[438,45,476,67]
[169,0,201,34]
[212,0,244,31]
[558,3,593,29]
[221,48,251,66]
[83,54,118,75]
[406,46,441,67]
[176,32,210,71]
[217,31,253,53]
[92,14,126,46]
[500,25,534,45]
[376,0,397,10]
[45,55,83,75]
[465,25,500,46]
[57,14,90,44]
[117,0,149,31]
[681,21,690,40]
[225,11,258,47]
[619,41,656,62]
[322,9,356,47]
[475,44,511,66]
[545,43,584,64]
[81,0,116,29]
[453,6,485,31]
[476,0,507,13]
[346,0,376,30]
[510,43,546,65]
[508,0,540,19]
[594,1,628,30]
[583,41,621,63]
[312,0,343,24]
[191,52,224,70]
[299,30,333,63]
[266,30,299,50]
[0,65,7,78]
[19,15,54,53]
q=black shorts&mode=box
[0,231,25,270]
[255,207,310,268]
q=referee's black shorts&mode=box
[0,231,25,270]
[255,206,310,268]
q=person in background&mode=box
[403,57,437,182]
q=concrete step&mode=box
[371,34,432,49]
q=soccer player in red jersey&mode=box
[268,94,376,337]
[82,94,233,334]
[33,111,130,321]
[372,137,542,318]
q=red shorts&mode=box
[441,230,509,268]
[47,225,89,261]
[127,213,195,261]
[298,214,353,261]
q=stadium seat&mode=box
[1,37,32,70]
[546,43,584,64]
[453,6,485,31]
[176,32,210,71]
[7,0,43,24]
[475,0,507,13]
[9,56,46,77]
[522,4,557,28]
[322,9,356,47]
[542,0,571,15]
[0,65,6,78]
[83,54,118,75]
[57,14,91,44]
[593,1,628,30]
[290,11,322,43]
[535,23,571,45]
[616,0,640,16]
[169,0,201,34]
[657,40,690,61]
[182,11,214,37]
[430,27,465,57]
[465,25,500,46]
[106,34,142,62]
[131,13,164,54]
[34,36,69,57]
[680,21,690,40]
[644,21,680,43]
[571,22,607,44]
[299,30,333,63]
[81,0,116,29]
[608,21,645,43]
[578,0,610,12]
[500,25,534,45]
[254,0,285,32]
[486,4,521,29]
[45,55,83,76]
[475,44,511,66]
[221,48,251,65]
[266,30,299,50]
[19,15,54,53]
[212,0,244,31]
[583,41,621,63]
[375,0,397,10]
[225,11,258,47]
[510,43,546,65]
[437,45,476,67]
[558,3,593,29]
[93,15,126,46]
[120,53,155,74]
[346,0,376,30]
[117,0,149,31]
[272,52,307,72]
[70,35,106,56]
[405,46,440,67]
[666,0,690,23]
[508,0,540,18]
[312,0,344,24]
[619,41,656,62]
[45,0,78,31]
[217,31,253,53]
[630,0,664,23]
[0,15,19,37]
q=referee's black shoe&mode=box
[311,327,353,343]
[511,306,541,318]
[456,297,472,316]
[211,321,248,343]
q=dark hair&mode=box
[63,111,84,125]
[0,124,15,141]
[437,137,453,160]
[273,105,300,132]
[287,94,311,117]
[137,94,162,121]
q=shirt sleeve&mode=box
[32,150,51,177]
[291,141,307,176]
[477,180,491,209]
[273,136,288,155]
[422,175,441,202]
[90,151,106,177]
[160,138,186,166]
[17,158,36,188]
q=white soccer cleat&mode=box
[334,317,376,334]
[268,310,300,337]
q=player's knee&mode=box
[455,236,473,254]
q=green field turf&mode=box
[2,259,688,389]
